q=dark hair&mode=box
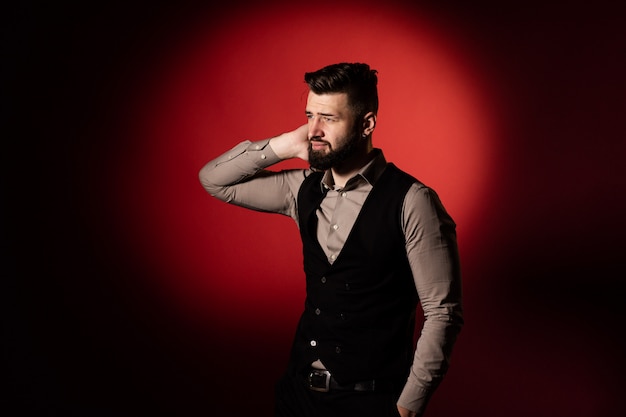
[304,62,378,117]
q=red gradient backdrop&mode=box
[110,1,498,324]
[6,1,626,416]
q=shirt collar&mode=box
[319,149,387,191]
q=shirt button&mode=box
[254,145,261,150]
[330,254,337,261]
[315,308,321,315]
[341,192,347,198]
[321,277,327,284]
[332,224,339,230]
[310,340,317,347]
[260,154,266,159]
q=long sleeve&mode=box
[397,183,464,415]
[198,139,308,220]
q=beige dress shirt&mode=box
[199,138,463,414]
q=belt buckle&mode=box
[308,369,331,392]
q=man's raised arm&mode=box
[198,124,309,216]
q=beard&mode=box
[308,129,361,171]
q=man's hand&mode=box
[269,124,309,161]
[397,405,418,417]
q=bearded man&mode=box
[199,62,463,417]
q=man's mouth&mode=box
[310,139,329,151]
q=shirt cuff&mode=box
[397,380,431,416]
[244,139,281,167]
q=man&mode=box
[199,62,463,417]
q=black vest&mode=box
[290,163,419,384]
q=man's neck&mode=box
[330,147,375,188]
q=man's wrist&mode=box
[268,133,293,160]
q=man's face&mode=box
[305,91,361,170]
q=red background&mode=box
[5,1,626,415]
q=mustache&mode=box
[309,136,329,144]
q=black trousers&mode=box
[274,373,402,417]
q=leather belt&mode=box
[307,369,378,392]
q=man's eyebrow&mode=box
[305,110,338,117]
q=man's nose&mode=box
[308,117,324,139]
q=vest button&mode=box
[321,277,327,284]
[315,308,321,315]
[335,346,341,354]
[339,313,346,320]
[345,283,350,290]
[310,340,317,347]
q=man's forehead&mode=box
[306,91,350,113]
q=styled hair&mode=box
[304,62,379,117]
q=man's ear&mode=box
[362,112,377,136]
